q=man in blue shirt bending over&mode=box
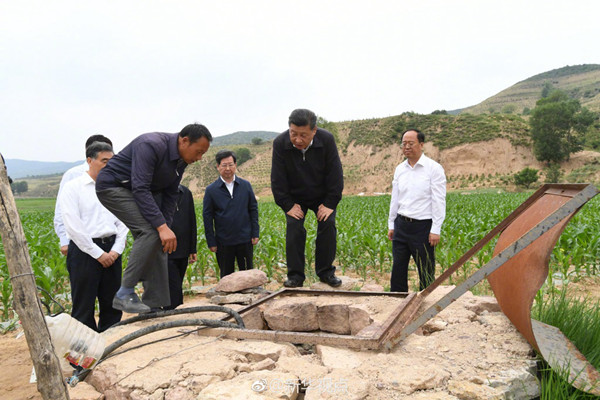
[203,149,259,278]
[96,124,212,313]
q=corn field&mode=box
[1,192,599,327]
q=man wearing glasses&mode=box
[387,129,446,293]
[203,149,259,278]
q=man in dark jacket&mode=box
[203,150,259,278]
[96,123,212,313]
[271,108,344,288]
[164,184,197,310]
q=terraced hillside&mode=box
[460,64,600,115]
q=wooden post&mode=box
[0,157,70,400]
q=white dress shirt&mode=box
[387,153,447,235]
[54,162,88,246]
[58,173,128,259]
[220,175,236,197]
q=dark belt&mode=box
[92,235,116,244]
[397,214,429,223]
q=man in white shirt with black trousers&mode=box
[59,141,128,332]
[54,134,113,256]
[387,129,446,293]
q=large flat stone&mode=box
[263,300,319,332]
[317,304,351,335]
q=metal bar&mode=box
[196,327,382,350]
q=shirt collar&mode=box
[220,175,236,185]
[82,172,95,184]
[293,139,313,152]
[404,153,427,168]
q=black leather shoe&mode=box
[320,274,342,287]
[283,278,303,288]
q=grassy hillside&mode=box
[337,112,531,150]
[212,130,278,146]
[461,64,600,115]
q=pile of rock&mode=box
[205,269,270,306]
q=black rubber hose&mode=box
[103,318,241,357]
[70,318,241,386]
[111,305,245,329]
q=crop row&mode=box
[1,192,599,324]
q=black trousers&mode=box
[391,215,435,293]
[66,237,122,332]
[285,205,336,282]
[164,257,188,310]
[216,242,253,278]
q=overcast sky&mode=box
[1,0,599,162]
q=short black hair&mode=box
[86,141,113,159]
[215,149,237,165]
[85,135,112,149]
[402,129,425,143]
[288,109,317,130]
[180,123,213,143]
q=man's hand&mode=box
[429,233,440,247]
[188,253,197,263]
[387,229,394,241]
[60,245,68,256]
[108,250,120,264]
[286,204,304,220]
[251,237,259,245]
[157,224,177,253]
[209,246,217,253]
[317,204,334,221]
[97,252,114,268]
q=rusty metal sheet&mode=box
[382,184,600,395]
[489,184,600,395]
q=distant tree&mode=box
[236,147,252,165]
[431,110,448,115]
[541,82,553,98]
[544,163,562,183]
[251,137,263,146]
[317,116,340,142]
[530,88,594,164]
[10,180,28,195]
[514,168,538,189]
[522,107,531,116]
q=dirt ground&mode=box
[1,274,599,400]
